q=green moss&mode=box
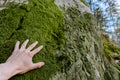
[1,0,119,79]
[103,37,120,58]
[104,48,112,56]
[0,0,65,80]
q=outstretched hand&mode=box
[0,39,44,80]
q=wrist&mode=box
[0,63,19,80]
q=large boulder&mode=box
[0,0,119,80]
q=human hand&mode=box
[0,39,44,80]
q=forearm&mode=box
[0,63,19,80]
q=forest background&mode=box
[85,0,120,45]
[82,0,120,64]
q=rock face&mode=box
[0,0,119,80]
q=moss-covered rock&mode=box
[0,0,120,80]
[101,33,120,58]
[0,0,65,80]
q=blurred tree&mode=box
[86,0,120,46]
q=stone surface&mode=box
[0,0,119,80]
[55,0,91,13]
[0,0,28,10]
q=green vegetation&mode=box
[0,0,120,80]
[0,0,65,80]
[102,33,120,58]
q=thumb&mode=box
[32,62,45,69]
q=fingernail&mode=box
[41,62,45,66]
[17,41,20,43]
[26,39,29,41]
[35,41,38,44]
[41,45,43,48]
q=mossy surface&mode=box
[50,6,105,79]
[102,33,120,57]
[0,0,120,80]
[51,4,120,79]
[101,33,120,80]
[0,0,65,80]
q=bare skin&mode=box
[0,39,45,80]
